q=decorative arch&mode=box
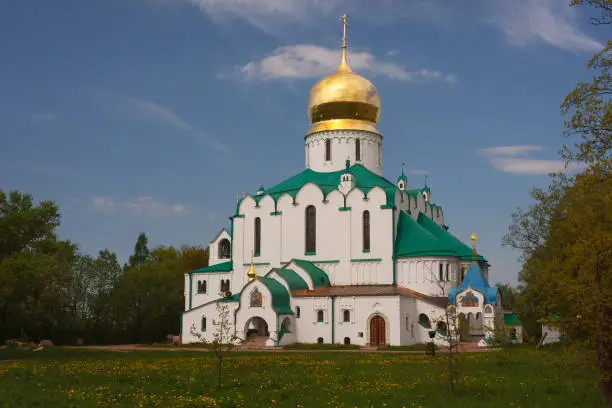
[280,316,292,332]
[484,305,493,314]
[461,291,479,307]
[368,313,387,346]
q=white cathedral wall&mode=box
[396,258,457,297]
[293,296,403,346]
[181,301,239,344]
[305,130,383,175]
[186,272,233,310]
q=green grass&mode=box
[0,346,605,407]
[377,343,434,351]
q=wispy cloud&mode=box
[91,196,190,217]
[239,45,456,82]
[479,145,585,175]
[479,145,545,157]
[30,113,55,122]
[486,0,604,53]
[97,92,227,151]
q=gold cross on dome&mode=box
[339,14,349,48]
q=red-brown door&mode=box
[370,316,386,346]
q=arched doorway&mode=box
[369,315,386,346]
[244,316,269,339]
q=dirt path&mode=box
[60,344,497,354]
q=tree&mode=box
[507,168,612,403]
[190,302,240,389]
[561,2,610,166]
[127,233,150,270]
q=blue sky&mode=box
[0,0,606,285]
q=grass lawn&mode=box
[0,345,604,407]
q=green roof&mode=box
[504,313,523,326]
[291,259,331,287]
[395,211,456,258]
[258,277,292,314]
[218,293,240,303]
[269,268,309,291]
[236,164,396,213]
[417,213,487,262]
[187,261,232,274]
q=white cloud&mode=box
[240,45,455,82]
[30,113,55,121]
[479,145,545,157]
[479,144,586,175]
[90,196,190,217]
[127,196,190,217]
[486,0,604,53]
[91,196,117,212]
[97,92,227,151]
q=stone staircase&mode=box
[239,336,269,350]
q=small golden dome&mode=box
[306,15,381,136]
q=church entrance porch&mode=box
[244,316,269,338]
[369,315,386,346]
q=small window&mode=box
[325,139,331,161]
[439,264,444,281]
[344,337,351,345]
[343,310,350,323]
[197,280,207,294]
[317,337,324,344]
[355,139,361,161]
[410,323,414,338]
[201,316,207,332]
[296,306,301,318]
[317,310,324,323]
[445,264,450,281]
[405,315,409,329]
[305,206,316,253]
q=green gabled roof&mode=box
[258,277,292,314]
[270,268,309,291]
[395,211,457,258]
[187,261,232,274]
[236,164,396,214]
[406,189,420,199]
[291,259,331,287]
[504,312,523,326]
[417,213,487,262]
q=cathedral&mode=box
[181,16,503,347]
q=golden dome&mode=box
[306,15,381,136]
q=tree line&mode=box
[502,0,611,403]
[0,192,208,345]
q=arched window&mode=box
[436,321,447,335]
[317,337,324,344]
[344,337,351,345]
[254,217,261,255]
[362,211,370,252]
[439,264,444,281]
[305,206,316,253]
[317,310,324,323]
[418,313,431,328]
[219,239,231,259]
[325,139,331,161]
[343,310,350,323]
[445,264,450,281]
[405,315,409,329]
[296,306,301,318]
[201,316,207,332]
[355,139,361,161]
[220,279,230,293]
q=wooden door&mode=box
[370,316,386,346]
